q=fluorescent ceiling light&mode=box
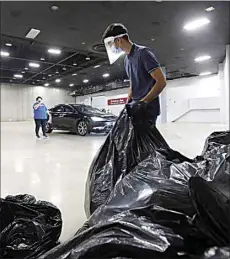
[55,71,59,74]
[48,74,52,77]
[69,83,74,87]
[200,71,211,76]
[194,55,211,62]
[14,74,23,78]
[73,62,77,66]
[62,67,67,70]
[48,48,61,54]
[25,28,41,39]
[124,79,130,82]
[83,79,89,83]
[103,73,110,78]
[55,79,61,83]
[29,62,40,68]
[81,42,86,45]
[24,67,28,70]
[184,18,210,31]
[44,83,49,86]
[94,65,100,68]
[72,73,77,76]
[205,6,215,12]
[40,57,45,61]
[21,71,25,74]
[1,51,10,57]
[86,57,90,60]
[5,43,12,47]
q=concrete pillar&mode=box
[160,66,167,123]
[225,45,230,129]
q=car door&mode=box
[51,105,65,129]
[62,105,77,130]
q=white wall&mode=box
[1,83,74,121]
[223,45,230,127]
[76,88,128,116]
[166,74,221,123]
[76,74,221,122]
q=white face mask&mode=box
[111,45,123,54]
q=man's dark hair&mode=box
[102,23,129,42]
[36,96,42,101]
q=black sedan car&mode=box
[46,104,116,136]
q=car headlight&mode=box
[91,116,105,122]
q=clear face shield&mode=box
[104,34,127,65]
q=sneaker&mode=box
[43,135,48,139]
[36,135,40,138]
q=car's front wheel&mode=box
[77,120,89,136]
[46,122,53,133]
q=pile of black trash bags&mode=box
[1,104,230,259]
[0,194,62,258]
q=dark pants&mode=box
[34,119,47,136]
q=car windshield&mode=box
[72,105,105,114]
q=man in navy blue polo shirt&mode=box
[102,23,166,124]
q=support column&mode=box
[159,66,167,123]
[226,45,230,129]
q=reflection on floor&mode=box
[1,121,228,242]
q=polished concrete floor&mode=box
[1,121,228,242]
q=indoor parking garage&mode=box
[0,1,230,258]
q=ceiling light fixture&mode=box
[55,79,61,83]
[73,62,77,66]
[1,51,10,57]
[40,57,45,61]
[81,42,86,45]
[25,28,41,39]
[44,83,49,86]
[94,65,100,68]
[29,62,40,68]
[21,71,25,74]
[5,43,12,47]
[205,6,215,12]
[48,48,61,54]
[83,79,89,83]
[151,38,155,41]
[72,73,77,76]
[200,71,212,76]
[103,73,110,78]
[69,83,74,87]
[86,57,90,60]
[14,74,23,78]
[184,18,210,31]
[55,71,59,74]
[50,5,60,11]
[24,67,28,70]
[62,67,67,70]
[194,55,211,62]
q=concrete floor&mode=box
[1,121,228,242]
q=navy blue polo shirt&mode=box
[124,44,160,117]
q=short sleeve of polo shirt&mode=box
[141,48,159,74]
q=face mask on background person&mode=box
[38,99,42,103]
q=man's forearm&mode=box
[141,81,166,102]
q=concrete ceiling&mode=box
[1,1,229,92]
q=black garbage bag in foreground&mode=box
[0,194,62,259]
[39,102,230,258]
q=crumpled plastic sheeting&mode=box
[85,108,175,217]
[39,109,230,259]
[0,194,62,259]
[201,247,230,259]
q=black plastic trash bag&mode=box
[40,130,230,259]
[85,108,171,217]
[0,194,62,259]
[201,247,230,259]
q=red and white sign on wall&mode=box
[107,97,128,106]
